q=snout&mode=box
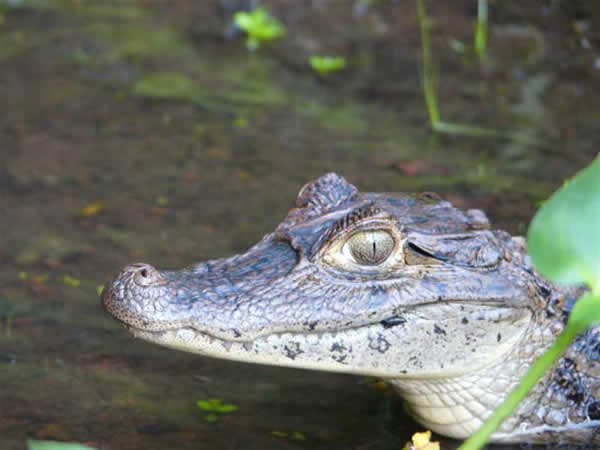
[101,237,301,338]
[101,263,170,330]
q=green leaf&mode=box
[27,440,96,450]
[216,403,238,413]
[566,293,600,335]
[527,154,600,291]
[270,430,288,438]
[309,56,347,76]
[196,398,218,411]
[460,154,600,449]
[233,8,285,50]
[233,12,253,30]
[197,398,238,413]
[291,431,306,441]
[458,294,600,450]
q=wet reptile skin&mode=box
[103,173,600,445]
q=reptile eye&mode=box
[343,230,395,266]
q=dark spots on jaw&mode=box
[331,342,347,353]
[408,355,423,369]
[368,333,391,354]
[380,315,407,329]
[433,324,446,335]
[497,333,502,342]
[284,342,304,360]
[232,329,241,338]
[331,342,351,364]
[461,317,469,324]
[588,401,600,420]
[332,354,347,364]
[304,321,318,331]
[333,341,354,363]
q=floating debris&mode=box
[78,200,104,217]
[62,275,81,288]
[404,430,440,450]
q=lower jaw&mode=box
[126,323,413,378]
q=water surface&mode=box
[1,1,599,449]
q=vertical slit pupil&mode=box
[372,241,376,257]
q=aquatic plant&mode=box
[473,0,488,62]
[416,0,495,138]
[233,8,285,50]
[27,440,96,450]
[309,56,347,76]
[197,398,238,422]
[460,154,600,449]
[416,0,540,148]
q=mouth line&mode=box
[116,298,516,343]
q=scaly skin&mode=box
[102,173,600,444]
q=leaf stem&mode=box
[474,0,488,62]
[416,0,440,128]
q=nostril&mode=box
[129,263,164,287]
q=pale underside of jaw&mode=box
[124,305,537,443]
[127,303,529,381]
[129,322,406,377]
[128,318,596,445]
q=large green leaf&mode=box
[527,154,600,291]
[461,155,600,450]
[27,440,96,450]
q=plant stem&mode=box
[474,0,488,62]
[416,0,440,128]
[459,291,600,449]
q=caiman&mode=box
[102,173,600,445]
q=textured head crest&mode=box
[280,173,358,228]
[296,173,357,211]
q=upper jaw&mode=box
[102,231,528,341]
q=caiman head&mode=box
[103,173,551,439]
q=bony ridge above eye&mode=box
[343,230,395,265]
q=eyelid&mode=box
[318,219,398,255]
[323,206,383,240]
[311,207,395,259]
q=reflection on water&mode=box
[1,1,598,449]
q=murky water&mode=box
[1,1,599,449]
